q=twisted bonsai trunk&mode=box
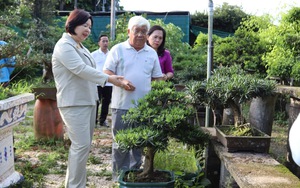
[227,99,242,128]
[139,146,156,178]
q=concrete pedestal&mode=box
[0,93,34,187]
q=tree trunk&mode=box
[222,108,234,126]
[140,147,156,177]
[228,101,242,127]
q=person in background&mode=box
[0,40,16,87]
[103,16,163,181]
[52,9,132,188]
[91,34,112,127]
[147,25,174,81]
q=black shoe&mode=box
[100,121,109,127]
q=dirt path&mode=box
[15,107,116,188]
[42,126,116,188]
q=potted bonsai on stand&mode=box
[26,19,64,141]
[31,54,64,141]
[115,81,211,187]
[186,65,277,152]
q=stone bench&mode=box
[203,127,300,188]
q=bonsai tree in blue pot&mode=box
[115,81,210,186]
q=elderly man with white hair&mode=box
[103,15,164,181]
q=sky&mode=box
[119,0,300,18]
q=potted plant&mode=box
[1,14,64,142]
[186,65,277,152]
[172,52,207,89]
[30,54,64,141]
[24,18,65,141]
[115,81,211,187]
[172,53,209,126]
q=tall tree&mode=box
[191,2,248,33]
[264,7,300,83]
[213,15,273,74]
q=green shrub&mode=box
[154,140,198,173]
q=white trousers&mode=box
[59,105,96,188]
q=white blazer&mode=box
[52,33,109,107]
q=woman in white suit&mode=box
[52,9,134,188]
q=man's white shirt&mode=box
[91,49,113,86]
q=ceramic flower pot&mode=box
[32,87,64,140]
[118,169,175,188]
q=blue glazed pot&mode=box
[118,169,175,188]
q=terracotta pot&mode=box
[33,99,64,140]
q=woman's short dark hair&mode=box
[65,9,93,35]
[147,25,166,57]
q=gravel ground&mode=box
[14,110,117,188]
[42,126,116,188]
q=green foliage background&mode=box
[1,1,300,92]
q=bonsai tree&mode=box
[115,81,210,179]
[186,64,277,129]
